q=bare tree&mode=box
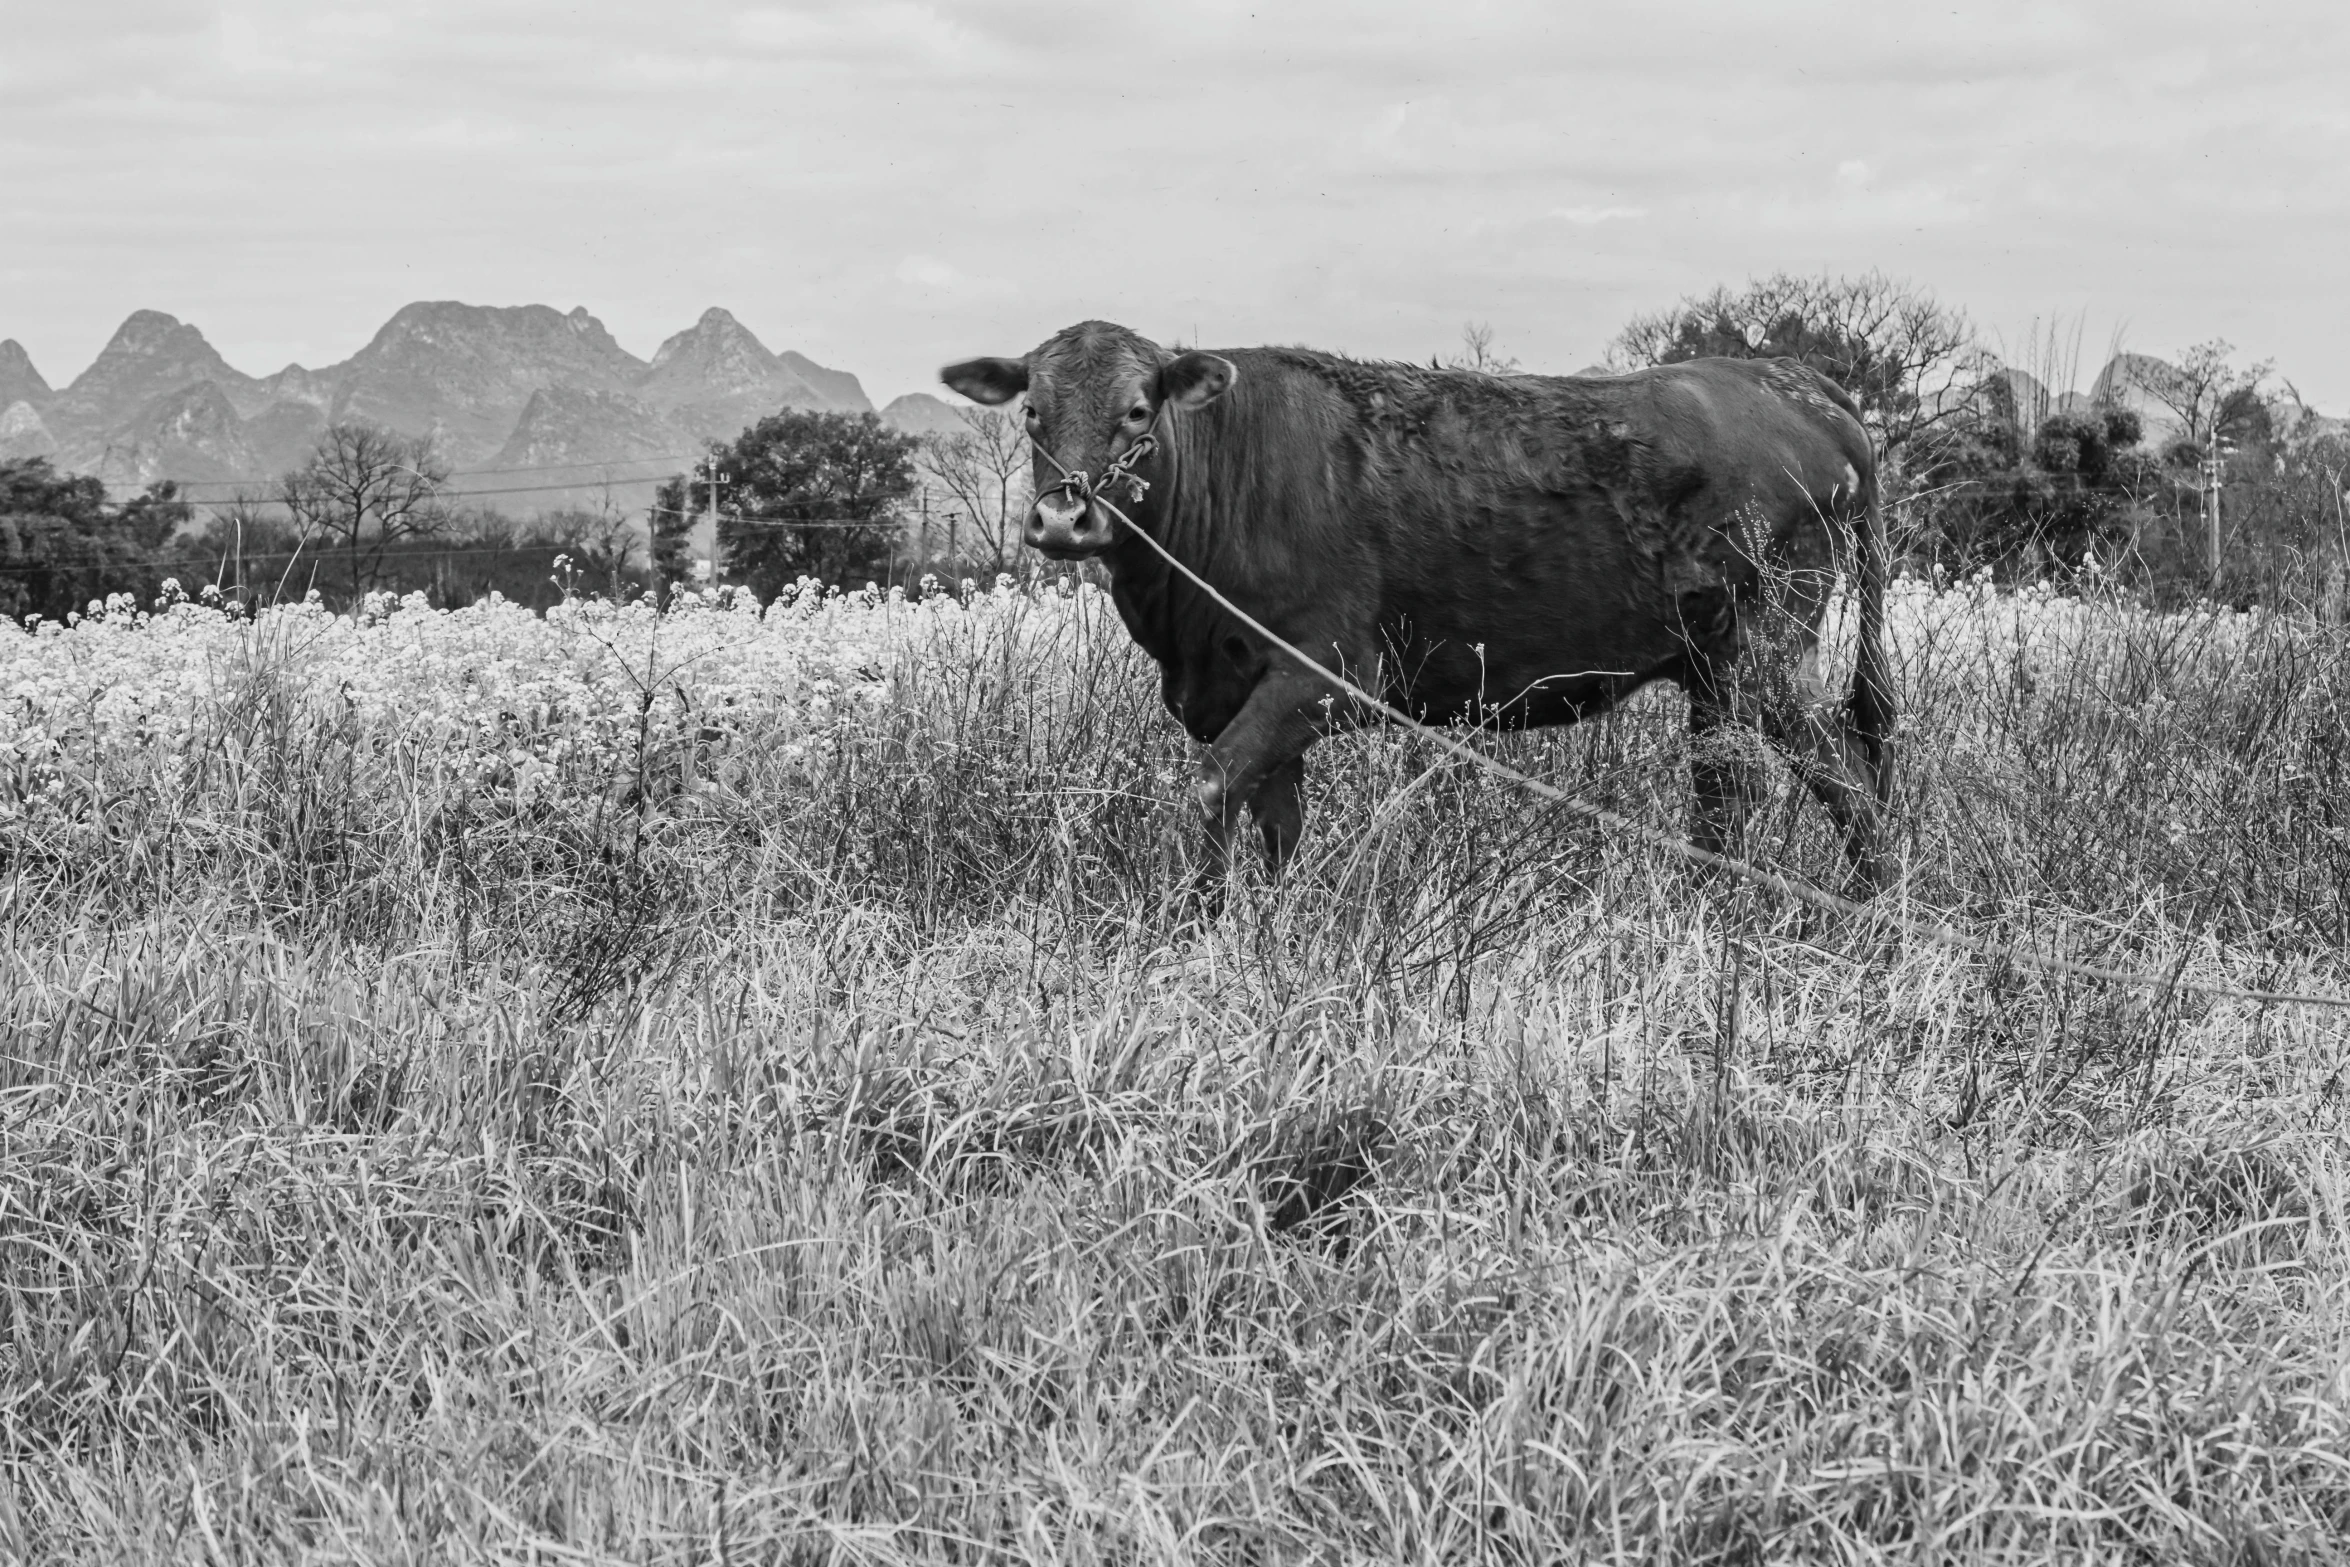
[2131,340,2275,585]
[918,404,1032,576]
[2140,339,2273,457]
[1613,272,1978,479]
[279,422,451,602]
[1447,321,1521,375]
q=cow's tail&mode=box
[1847,466,1895,804]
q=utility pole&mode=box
[2202,451,2220,585]
[2201,435,2232,590]
[695,454,729,584]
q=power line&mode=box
[176,470,2205,506]
[182,482,914,515]
[191,474,689,509]
[674,515,909,528]
[0,516,930,578]
[0,541,586,580]
[384,453,700,480]
[164,456,701,496]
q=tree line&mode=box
[1,423,650,621]
[1596,273,2344,609]
[8,275,2346,621]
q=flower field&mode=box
[6,571,2350,1562]
[3,579,967,826]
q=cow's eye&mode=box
[1127,403,1150,423]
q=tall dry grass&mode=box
[4,576,2348,1563]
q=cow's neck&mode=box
[1102,397,1234,659]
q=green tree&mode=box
[2155,360,2344,607]
[2143,339,2274,467]
[0,457,190,620]
[649,473,703,599]
[708,410,920,600]
[1912,389,2156,571]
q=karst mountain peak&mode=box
[4,301,916,501]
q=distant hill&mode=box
[2277,401,2350,448]
[638,308,840,447]
[47,310,272,439]
[1,400,58,462]
[777,351,870,414]
[1989,352,2348,453]
[326,302,648,468]
[492,386,687,475]
[0,339,50,409]
[2087,352,2189,443]
[1966,350,2192,445]
[1994,366,2053,427]
[880,392,966,436]
[8,303,878,513]
[97,381,266,487]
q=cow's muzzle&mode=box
[1025,493,1114,556]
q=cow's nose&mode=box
[1026,493,1110,554]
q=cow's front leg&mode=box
[1251,755,1306,872]
[1194,669,1331,887]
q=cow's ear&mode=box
[941,357,1028,405]
[1158,352,1236,411]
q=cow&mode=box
[941,320,1894,890]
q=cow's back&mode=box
[1168,350,1864,728]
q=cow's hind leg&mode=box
[1733,633,1889,891]
[1680,522,1890,891]
[1760,680,1888,889]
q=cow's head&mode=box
[941,321,1236,558]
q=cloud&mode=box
[894,255,1013,300]
[1,0,2345,409]
[896,255,964,289]
[1551,205,1647,226]
[217,11,310,74]
[731,3,1001,72]
[372,116,520,153]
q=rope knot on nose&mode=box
[1094,433,1159,503]
[1032,416,1165,517]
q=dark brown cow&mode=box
[942,320,1894,888]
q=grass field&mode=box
[5,571,2350,1563]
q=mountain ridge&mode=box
[0,340,51,409]
[879,392,967,436]
[8,302,880,507]
[1,401,59,462]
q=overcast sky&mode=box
[4,1,2345,410]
